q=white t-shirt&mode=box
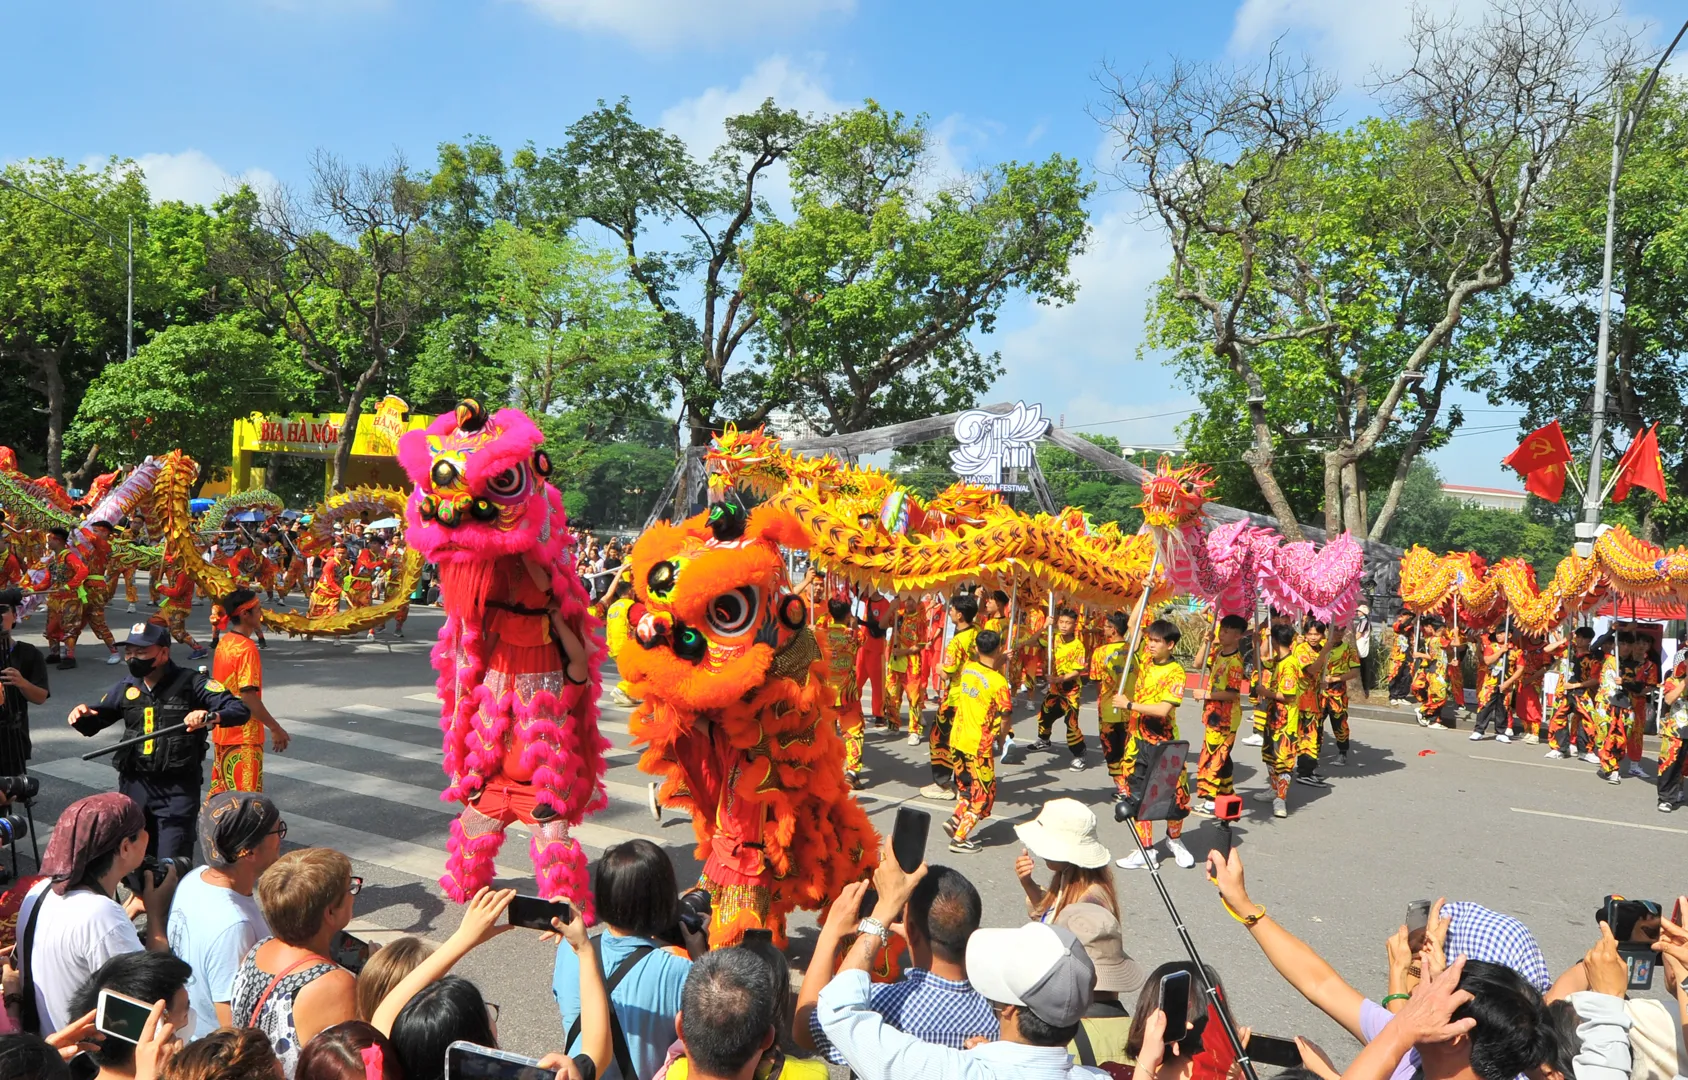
[166,867,270,1036]
[18,882,144,1033]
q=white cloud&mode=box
[124,150,278,207]
[660,55,847,158]
[991,192,1196,450]
[1228,0,1461,83]
[510,0,854,50]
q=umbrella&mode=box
[280,509,304,521]
[367,516,402,529]
[189,498,215,515]
[231,509,271,523]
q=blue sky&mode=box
[4,0,1676,493]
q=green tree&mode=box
[68,317,306,470]
[1036,433,1143,531]
[743,102,1091,433]
[0,159,151,481]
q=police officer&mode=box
[67,621,250,859]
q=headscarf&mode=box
[199,791,279,868]
[40,793,144,895]
[1442,901,1552,991]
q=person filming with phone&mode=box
[65,950,193,1080]
[0,587,49,781]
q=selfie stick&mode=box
[1126,817,1260,1080]
[81,723,193,760]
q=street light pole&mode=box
[0,175,135,360]
[1583,19,1688,538]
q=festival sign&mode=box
[949,401,1049,492]
[366,395,412,456]
[247,413,344,454]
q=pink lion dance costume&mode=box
[398,400,607,908]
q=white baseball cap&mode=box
[966,922,1096,1027]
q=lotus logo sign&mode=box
[949,402,1050,492]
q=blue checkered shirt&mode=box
[1442,901,1551,991]
[808,967,999,1065]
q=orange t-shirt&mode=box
[212,633,263,746]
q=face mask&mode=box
[127,656,158,679]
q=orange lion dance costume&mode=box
[620,491,879,947]
[399,400,607,909]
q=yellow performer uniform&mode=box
[1122,655,1190,847]
[941,659,1012,849]
[886,602,928,734]
[1036,634,1089,761]
[929,624,980,792]
[1089,638,1131,794]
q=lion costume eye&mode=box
[486,464,528,499]
[706,587,761,636]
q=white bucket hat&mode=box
[1014,798,1111,868]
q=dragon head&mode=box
[705,425,784,498]
[398,399,566,565]
[1137,457,1214,530]
[618,494,819,711]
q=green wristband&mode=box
[1380,993,1410,1007]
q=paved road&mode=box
[10,597,1687,1062]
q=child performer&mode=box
[1034,608,1089,769]
[921,592,979,802]
[1089,612,1133,802]
[941,630,1011,854]
[1312,621,1359,767]
[885,595,927,740]
[1112,618,1194,869]
[818,596,866,789]
[1192,614,1248,813]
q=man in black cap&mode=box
[0,587,49,779]
[67,621,250,859]
[167,791,282,1032]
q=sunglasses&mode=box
[348,876,364,896]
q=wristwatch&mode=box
[856,917,890,949]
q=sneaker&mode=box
[393,627,403,637]
[1194,799,1216,816]
[1116,848,1159,870]
[105,652,122,665]
[1030,738,1054,752]
[647,781,662,822]
[1582,752,1600,764]
[1272,797,1288,818]
[1252,789,1277,803]
[870,716,889,730]
[1602,770,1621,785]
[1166,838,1196,868]
[608,687,636,707]
[57,657,76,670]
[125,603,136,613]
[1417,716,1431,727]
[1333,752,1349,766]
[1069,755,1087,772]
[1241,733,1264,746]
[1523,733,1540,745]
[189,647,209,660]
[1469,731,1489,741]
[1544,749,1565,759]
[1626,763,1648,779]
[1660,802,1675,813]
[948,837,982,854]
[919,784,956,801]
[1496,732,1512,743]
[257,638,268,650]
[1293,774,1327,788]
[45,653,60,665]
[906,729,921,746]
[941,816,958,839]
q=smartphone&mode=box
[1405,899,1433,953]
[506,894,572,931]
[1247,1034,1302,1068]
[860,886,880,916]
[96,989,156,1045]
[891,807,931,873]
[331,930,376,974]
[1601,898,1662,944]
[1619,946,1658,990]
[444,1041,556,1080]
[1159,970,1191,1043]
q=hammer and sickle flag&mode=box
[1501,420,1574,503]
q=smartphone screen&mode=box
[1159,970,1191,1042]
[1620,946,1658,990]
[1247,1034,1302,1068]
[891,807,931,873]
[1608,900,1662,944]
[331,931,375,974]
[96,990,155,1044]
[444,1041,556,1080]
[1405,899,1432,953]
[505,895,572,931]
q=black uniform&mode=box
[72,660,249,858]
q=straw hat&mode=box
[1015,798,1111,868]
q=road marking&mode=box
[374,703,632,738]
[1470,754,1586,772]
[282,720,442,761]
[1509,807,1688,835]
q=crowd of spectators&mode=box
[0,789,1685,1080]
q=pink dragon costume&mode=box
[398,400,608,908]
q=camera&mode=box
[658,888,712,948]
[0,814,26,847]
[124,855,191,894]
[0,776,39,802]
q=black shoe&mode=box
[1030,738,1054,752]
[947,837,982,854]
[45,653,61,665]
[1293,774,1327,788]
[57,657,77,670]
